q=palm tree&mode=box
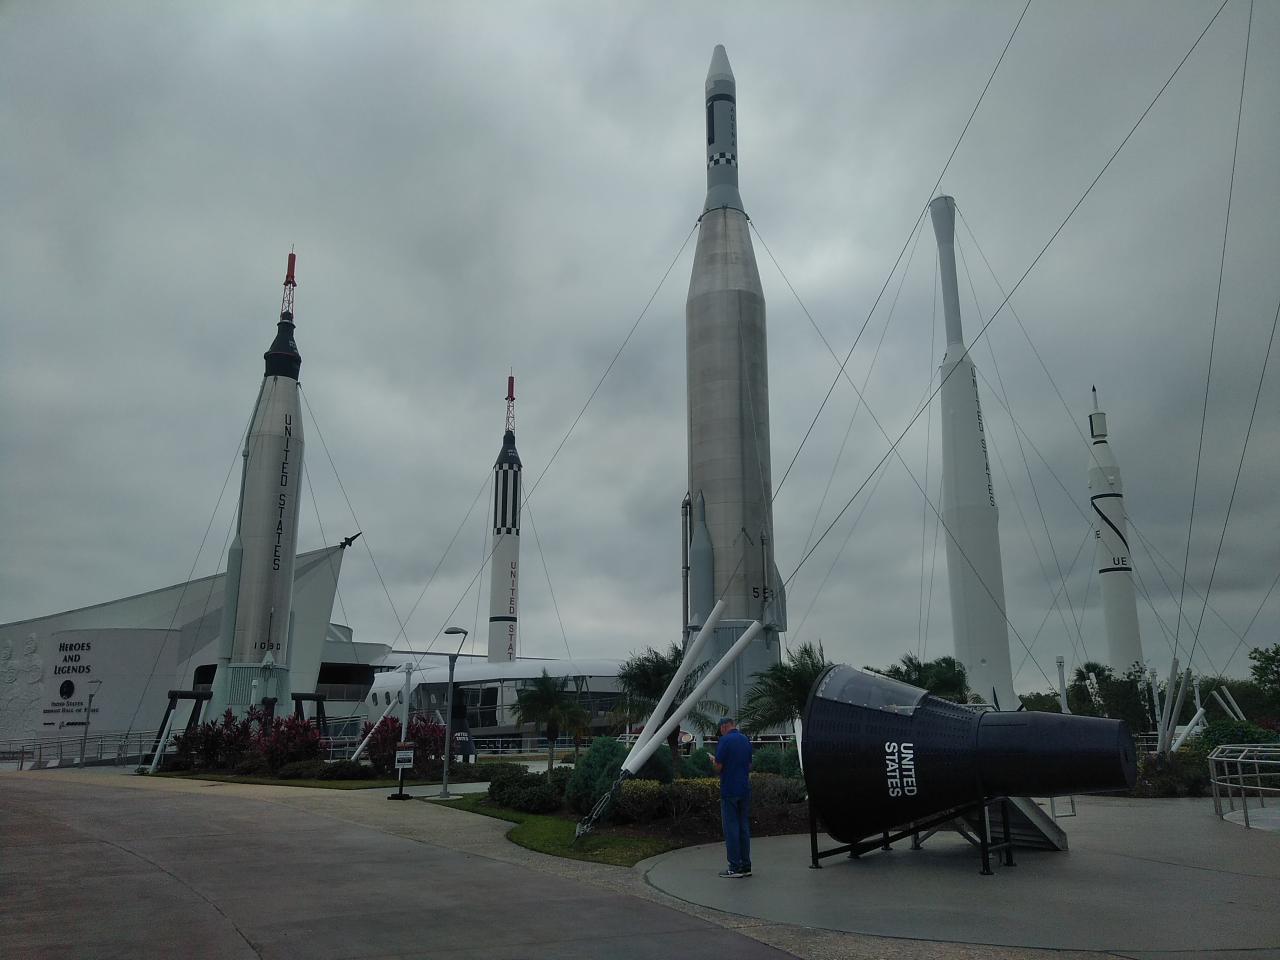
[872,653,973,704]
[616,643,724,778]
[511,670,589,773]
[739,641,830,734]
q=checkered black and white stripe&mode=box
[707,152,737,168]
[492,462,521,535]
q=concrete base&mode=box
[643,796,1280,953]
[1224,806,1280,831]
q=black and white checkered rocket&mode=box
[487,377,522,662]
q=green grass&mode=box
[154,771,440,790]
[425,794,682,867]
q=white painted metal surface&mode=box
[931,196,1016,709]
[1087,391,1144,674]
[624,620,764,775]
[208,265,306,716]
[487,428,521,663]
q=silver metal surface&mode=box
[931,195,1016,709]
[686,47,783,715]
[229,374,304,689]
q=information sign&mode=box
[395,742,414,771]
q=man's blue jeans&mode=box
[721,796,751,872]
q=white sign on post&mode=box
[395,743,414,771]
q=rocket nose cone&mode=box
[706,44,734,88]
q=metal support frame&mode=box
[808,795,1016,876]
[291,692,328,735]
[146,689,213,769]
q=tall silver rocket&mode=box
[1088,388,1144,673]
[685,46,785,715]
[931,197,1017,709]
[487,375,521,662]
[208,253,306,717]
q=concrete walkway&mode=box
[643,796,1280,956]
[0,769,790,960]
[5,772,1278,959]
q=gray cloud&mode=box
[2,1,1276,693]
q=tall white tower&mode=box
[487,376,521,662]
[209,252,306,717]
[931,197,1017,709]
[1088,389,1144,674]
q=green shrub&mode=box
[506,781,562,814]
[752,746,783,775]
[616,779,667,823]
[750,771,806,804]
[546,765,574,798]
[489,770,542,807]
[1132,745,1211,797]
[1196,718,1279,751]
[668,777,720,826]
[232,756,271,777]
[316,759,373,780]
[636,744,674,784]
[684,747,714,777]
[485,762,531,785]
[566,737,628,815]
[779,747,802,780]
[276,759,327,780]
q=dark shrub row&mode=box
[169,708,321,774]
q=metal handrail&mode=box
[0,731,159,769]
[1209,743,1280,829]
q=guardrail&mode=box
[1210,743,1280,829]
[0,731,157,768]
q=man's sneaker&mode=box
[718,868,743,878]
[739,867,752,877]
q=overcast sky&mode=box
[2,1,1277,694]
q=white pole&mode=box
[1056,656,1071,714]
[1149,671,1163,732]
[400,663,412,737]
[351,669,411,762]
[1221,687,1247,722]
[1164,669,1191,755]
[1209,688,1239,721]
[623,599,725,768]
[1171,707,1206,752]
[147,710,177,775]
[1158,658,1179,753]
[624,620,764,776]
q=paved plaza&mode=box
[2,770,1278,959]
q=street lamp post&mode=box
[440,627,468,799]
[79,680,103,767]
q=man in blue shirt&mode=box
[713,716,752,878]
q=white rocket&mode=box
[685,46,785,715]
[487,376,521,662]
[208,253,306,717]
[931,197,1017,709]
[1088,388,1144,673]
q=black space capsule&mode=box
[801,665,1137,843]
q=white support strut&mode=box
[623,620,764,776]
[623,600,726,769]
[351,664,411,762]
